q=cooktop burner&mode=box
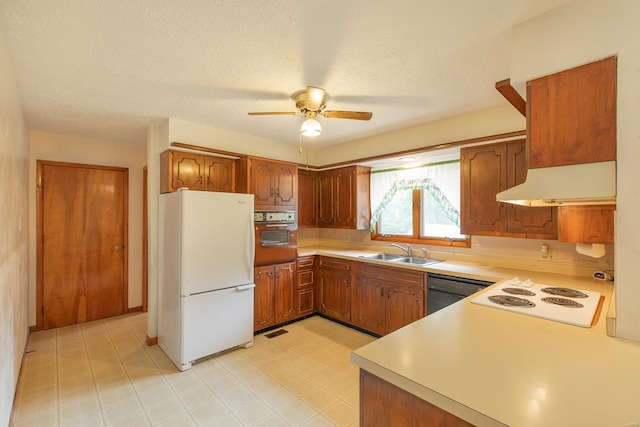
[502,287,536,296]
[541,297,584,308]
[470,277,602,328]
[488,295,536,307]
[541,287,588,298]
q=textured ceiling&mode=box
[0,0,569,147]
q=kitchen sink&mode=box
[359,253,441,266]
[360,253,406,261]
[392,257,441,266]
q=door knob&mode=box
[115,245,124,251]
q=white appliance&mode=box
[158,189,255,371]
[470,277,602,328]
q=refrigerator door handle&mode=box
[249,212,255,271]
[236,284,256,291]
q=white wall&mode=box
[315,104,526,165]
[509,0,640,340]
[29,131,147,325]
[0,30,29,427]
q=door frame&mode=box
[36,160,129,330]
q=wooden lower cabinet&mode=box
[360,370,474,427]
[352,263,425,336]
[254,265,276,331]
[296,256,316,317]
[317,257,351,323]
[254,262,295,332]
[386,282,424,334]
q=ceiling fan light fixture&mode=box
[301,117,322,137]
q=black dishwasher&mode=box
[427,273,493,315]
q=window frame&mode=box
[371,188,471,248]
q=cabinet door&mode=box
[254,266,275,331]
[204,156,235,192]
[460,143,507,236]
[251,159,275,207]
[334,167,356,228]
[275,263,296,323]
[298,169,318,227]
[505,141,557,238]
[170,151,205,191]
[351,275,386,335]
[274,162,297,208]
[296,288,316,317]
[528,56,616,168]
[386,283,424,334]
[317,172,335,227]
[318,270,350,322]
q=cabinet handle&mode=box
[270,188,274,196]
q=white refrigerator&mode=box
[158,189,255,371]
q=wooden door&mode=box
[386,283,424,334]
[274,162,297,208]
[351,275,386,335]
[37,161,128,329]
[254,266,275,331]
[275,262,295,323]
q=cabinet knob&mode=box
[114,245,124,251]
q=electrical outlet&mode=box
[540,249,557,262]
[343,235,351,242]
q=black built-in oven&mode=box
[427,273,493,315]
[254,211,297,266]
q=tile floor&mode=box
[12,313,376,426]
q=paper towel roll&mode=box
[576,243,606,258]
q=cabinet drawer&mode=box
[297,270,314,288]
[318,257,351,271]
[297,256,315,269]
[353,262,424,287]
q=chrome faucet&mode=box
[390,243,412,256]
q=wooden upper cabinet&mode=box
[460,142,507,236]
[528,56,617,168]
[558,205,614,244]
[160,150,235,194]
[248,157,297,209]
[316,165,370,229]
[317,171,335,227]
[204,156,235,192]
[460,140,557,239]
[161,150,205,192]
[298,169,319,228]
[505,141,557,237]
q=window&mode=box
[370,155,470,247]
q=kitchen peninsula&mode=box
[299,247,638,426]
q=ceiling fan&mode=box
[248,86,373,137]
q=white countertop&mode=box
[300,246,640,426]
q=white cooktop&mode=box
[470,277,602,328]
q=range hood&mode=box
[496,161,616,206]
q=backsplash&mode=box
[298,228,615,278]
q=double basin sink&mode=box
[359,253,441,266]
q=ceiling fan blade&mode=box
[322,110,373,121]
[248,112,299,116]
[306,86,326,111]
